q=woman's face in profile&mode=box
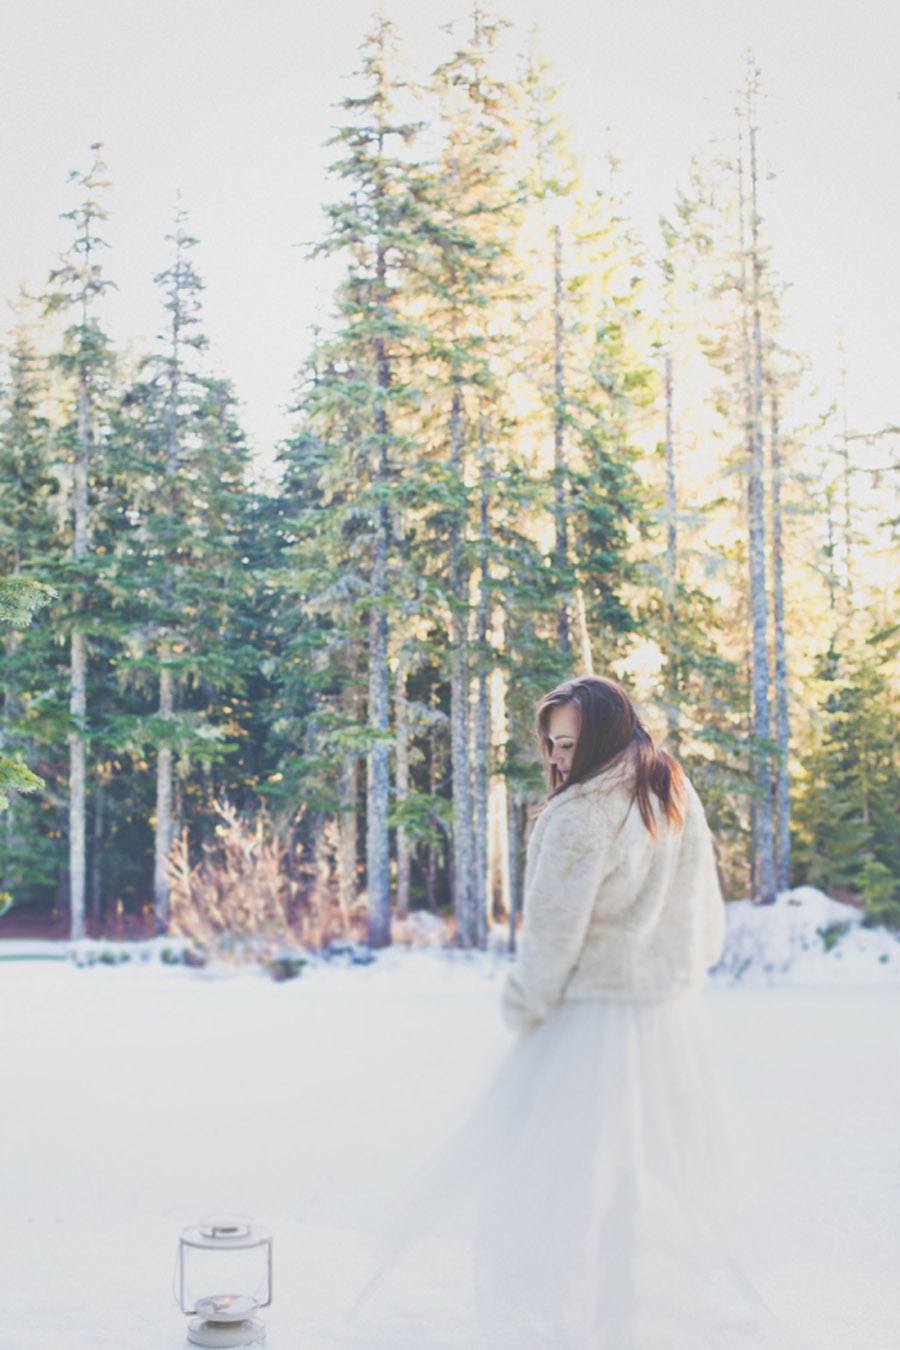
[546,703,580,780]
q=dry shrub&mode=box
[167,797,350,964]
[391,909,454,948]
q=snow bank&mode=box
[712,885,900,986]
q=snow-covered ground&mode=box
[2,888,899,1348]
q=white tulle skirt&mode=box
[303,990,881,1349]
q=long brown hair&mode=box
[533,674,686,837]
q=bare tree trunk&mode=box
[68,650,87,941]
[488,602,510,928]
[89,771,104,930]
[337,676,361,934]
[426,707,440,911]
[473,405,492,948]
[553,223,572,659]
[449,385,476,947]
[736,129,757,891]
[394,648,411,920]
[68,367,91,942]
[663,348,681,752]
[366,502,392,946]
[365,240,393,946]
[740,67,775,904]
[426,842,439,910]
[769,390,790,892]
[153,645,174,931]
[56,804,69,920]
[173,774,183,844]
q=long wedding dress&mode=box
[302,986,896,1349]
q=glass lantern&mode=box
[174,1214,273,1347]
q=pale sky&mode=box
[4,0,898,481]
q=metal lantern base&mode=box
[186,1315,266,1347]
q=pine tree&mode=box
[653,135,810,894]
[516,47,651,675]
[0,580,54,814]
[566,170,654,659]
[0,302,61,902]
[0,565,54,921]
[40,143,118,940]
[642,193,749,845]
[793,621,899,924]
[111,200,255,931]
[267,344,375,931]
[288,16,432,947]
[417,5,524,947]
[517,42,580,660]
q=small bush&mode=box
[392,910,453,948]
[818,921,851,953]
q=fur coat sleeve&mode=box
[501,799,618,1035]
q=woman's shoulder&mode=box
[545,753,706,826]
[568,748,640,809]
[529,767,630,847]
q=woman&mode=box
[316,677,876,1349]
[500,673,727,1033]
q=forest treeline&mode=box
[0,11,897,946]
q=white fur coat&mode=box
[501,749,726,1034]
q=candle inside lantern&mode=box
[195,1293,259,1323]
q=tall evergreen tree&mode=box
[518,43,579,660]
[292,16,432,947]
[0,303,62,900]
[793,620,899,924]
[654,136,808,893]
[0,564,54,921]
[0,580,54,811]
[268,345,377,924]
[40,143,118,939]
[516,47,651,676]
[417,5,524,947]
[111,200,255,931]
